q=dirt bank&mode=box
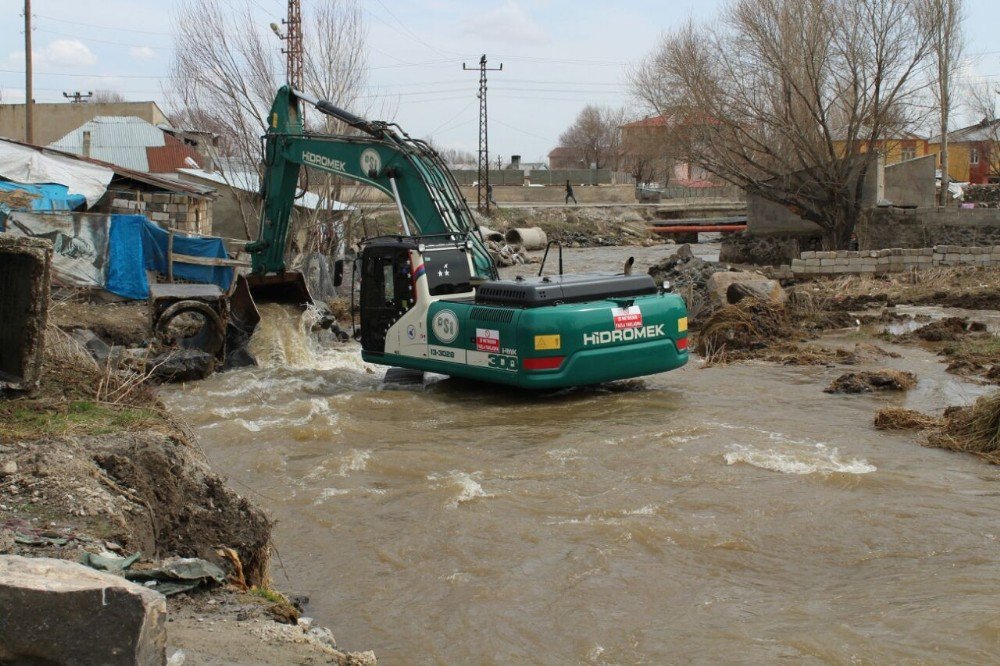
[0,312,374,662]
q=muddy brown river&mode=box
[163,245,1000,664]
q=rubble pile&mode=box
[647,244,731,322]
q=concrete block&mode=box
[150,212,169,222]
[858,265,876,273]
[820,259,835,266]
[0,236,51,393]
[801,251,815,259]
[890,248,903,256]
[791,259,805,269]
[960,254,975,262]
[916,255,933,264]
[835,258,850,266]
[151,192,171,204]
[0,555,166,665]
[836,250,848,258]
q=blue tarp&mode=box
[105,215,233,299]
[0,181,87,212]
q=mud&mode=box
[824,369,918,393]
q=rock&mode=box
[0,555,166,665]
[297,616,315,631]
[167,649,186,666]
[149,349,216,383]
[706,272,785,308]
[0,530,13,554]
[70,328,112,363]
[0,461,15,477]
[307,625,337,648]
[675,243,694,260]
[346,650,378,666]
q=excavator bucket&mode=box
[243,271,314,307]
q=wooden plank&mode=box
[167,229,174,283]
[172,252,250,268]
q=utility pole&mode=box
[463,54,502,213]
[271,0,304,121]
[24,0,32,143]
[62,91,93,103]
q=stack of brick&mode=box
[109,191,212,236]
[791,245,1000,276]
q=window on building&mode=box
[970,148,980,165]
[901,147,916,161]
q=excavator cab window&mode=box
[360,245,414,353]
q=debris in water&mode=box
[927,391,1000,464]
[873,407,942,430]
[695,297,793,362]
[824,369,917,394]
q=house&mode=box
[830,127,929,165]
[0,100,168,145]
[504,155,547,172]
[0,136,216,235]
[928,118,1000,184]
[619,113,717,185]
[547,146,585,170]
[48,116,205,176]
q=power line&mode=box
[34,13,173,36]
[35,27,172,51]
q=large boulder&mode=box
[706,271,786,308]
[0,555,167,665]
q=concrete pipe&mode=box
[504,227,548,251]
[477,226,505,243]
[154,300,226,357]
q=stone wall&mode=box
[105,189,212,235]
[856,206,1000,249]
[791,245,1000,276]
[459,184,636,204]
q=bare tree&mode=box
[926,0,964,203]
[92,90,127,103]
[967,82,1000,183]
[422,137,476,167]
[631,0,937,248]
[558,105,627,170]
[168,0,367,249]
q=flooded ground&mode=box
[163,246,1000,663]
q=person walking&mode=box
[565,180,577,205]
[487,183,497,206]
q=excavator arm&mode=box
[247,86,496,280]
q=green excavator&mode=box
[239,86,688,389]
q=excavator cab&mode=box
[359,239,417,353]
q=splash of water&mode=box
[724,444,876,475]
[247,303,376,374]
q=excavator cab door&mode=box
[359,245,414,354]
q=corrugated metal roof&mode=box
[0,136,216,199]
[176,168,352,211]
[48,116,167,172]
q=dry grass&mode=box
[1,324,165,443]
[695,298,795,364]
[874,407,943,431]
[801,266,1000,311]
[927,392,1000,464]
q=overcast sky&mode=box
[3,0,999,162]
